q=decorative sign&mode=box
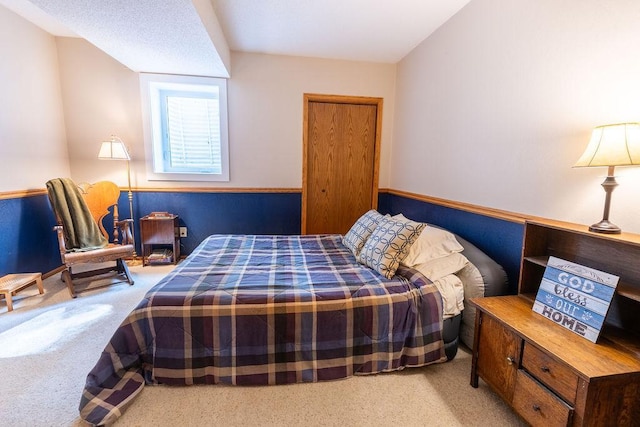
[532,256,619,343]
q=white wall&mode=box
[392,0,640,233]
[0,6,69,192]
[229,52,396,187]
[57,40,397,189]
[56,37,143,188]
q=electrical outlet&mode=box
[179,227,188,237]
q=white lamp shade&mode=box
[98,137,130,160]
[574,123,640,167]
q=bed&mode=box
[79,212,507,425]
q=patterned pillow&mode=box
[342,210,384,257]
[357,216,425,279]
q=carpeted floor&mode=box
[0,264,525,427]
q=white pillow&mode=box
[412,252,469,281]
[401,223,464,267]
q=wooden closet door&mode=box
[302,94,382,235]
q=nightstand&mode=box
[470,220,640,426]
[140,213,180,266]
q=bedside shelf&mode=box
[523,254,640,304]
[522,255,548,267]
[614,282,640,303]
[140,214,180,266]
[470,220,640,426]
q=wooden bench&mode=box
[0,273,44,312]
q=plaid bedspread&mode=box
[80,234,445,425]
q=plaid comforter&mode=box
[80,234,446,425]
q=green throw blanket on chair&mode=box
[46,178,108,251]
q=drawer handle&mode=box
[532,404,541,412]
[540,366,550,373]
[506,356,515,365]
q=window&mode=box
[140,74,229,181]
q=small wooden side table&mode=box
[0,273,44,312]
[140,213,180,266]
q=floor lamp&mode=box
[98,135,141,263]
[574,123,640,234]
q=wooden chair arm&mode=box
[53,225,69,255]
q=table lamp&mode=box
[574,123,640,234]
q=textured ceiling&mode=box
[6,0,230,77]
[2,0,471,75]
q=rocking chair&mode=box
[46,178,135,297]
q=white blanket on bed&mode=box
[431,274,465,318]
[410,252,468,319]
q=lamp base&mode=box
[126,254,143,266]
[589,219,621,234]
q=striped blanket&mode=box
[80,234,446,425]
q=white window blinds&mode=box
[161,90,222,174]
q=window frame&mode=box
[140,73,230,182]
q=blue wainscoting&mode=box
[1,189,522,294]
[0,194,60,276]
[378,193,524,293]
[131,191,302,256]
[0,191,301,278]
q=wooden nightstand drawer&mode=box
[522,342,578,404]
[512,370,573,427]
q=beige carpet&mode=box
[0,264,525,427]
